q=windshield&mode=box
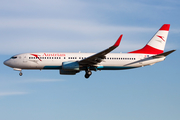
[11,56,17,59]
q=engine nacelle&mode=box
[62,61,80,71]
[60,69,77,75]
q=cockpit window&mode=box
[11,56,17,59]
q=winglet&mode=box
[114,34,123,47]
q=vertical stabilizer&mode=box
[129,24,170,54]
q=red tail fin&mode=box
[129,24,170,54]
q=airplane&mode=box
[4,24,175,78]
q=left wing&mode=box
[79,35,123,66]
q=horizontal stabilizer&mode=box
[152,50,176,58]
[124,50,175,66]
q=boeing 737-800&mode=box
[4,24,175,78]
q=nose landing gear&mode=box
[85,69,92,79]
[19,72,23,76]
[13,68,23,76]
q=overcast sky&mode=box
[0,0,180,120]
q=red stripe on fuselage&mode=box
[128,45,163,54]
[31,54,42,61]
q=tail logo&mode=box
[157,35,165,42]
[31,54,42,61]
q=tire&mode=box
[85,74,89,78]
[19,72,23,76]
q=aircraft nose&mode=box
[4,60,10,66]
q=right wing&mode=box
[78,35,123,66]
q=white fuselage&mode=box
[3,24,172,78]
[4,52,165,71]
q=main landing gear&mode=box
[85,69,92,79]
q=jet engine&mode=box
[60,69,77,75]
[62,61,80,71]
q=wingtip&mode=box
[114,34,123,47]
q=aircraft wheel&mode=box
[19,72,23,76]
[85,70,92,79]
[85,74,90,78]
[87,71,92,75]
